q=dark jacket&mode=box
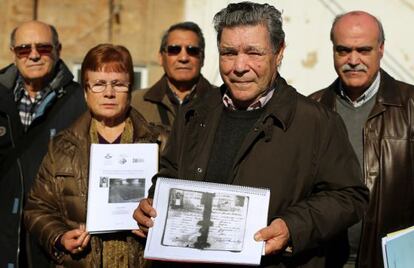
[131,74,215,128]
[24,108,164,267]
[0,61,87,267]
[151,75,369,267]
[309,69,414,268]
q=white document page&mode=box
[145,177,270,266]
[86,143,158,233]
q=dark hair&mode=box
[10,22,60,47]
[159,21,205,56]
[330,11,385,44]
[213,1,285,52]
[81,44,134,92]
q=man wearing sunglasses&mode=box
[131,21,215,129]
[0,21,86,267]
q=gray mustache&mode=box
[341,64,368,72]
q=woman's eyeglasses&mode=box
[12,43,54,58]
[165,45,202,57]
[87,80,130,93]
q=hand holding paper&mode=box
[254,218,290,255]
[144,178,270,265]
[60,224,90,254]
[132,198,156,237]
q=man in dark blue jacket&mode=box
[0,20,86,267]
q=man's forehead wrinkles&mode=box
[219,44,266,51]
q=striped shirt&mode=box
[223,87,275,111]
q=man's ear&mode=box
[275,42,285,66]
[379,42,384,60]
[56,43,62,57]
[158,52,163,66]
[10,47,17,64]
[201,53,205,67]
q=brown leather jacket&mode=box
[24,108,165,267]
[309,69,414,268]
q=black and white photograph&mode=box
[161,188,249,251]
[99,177,109,188]
[108,178,146,203]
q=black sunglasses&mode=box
[13,43,54,58]
[165,45,202,57]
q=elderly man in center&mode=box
[131,21,215,129]
[134,2,368,267]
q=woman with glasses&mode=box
[24,44,164,267]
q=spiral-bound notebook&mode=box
[144,177,270,266]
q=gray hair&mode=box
[10,23,60,47]
[213,1,285,52]
[330,11,385,44]
[159,21,205,56]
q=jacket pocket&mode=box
[55,171,86,222]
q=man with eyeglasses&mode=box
[131,21,216,129]
[0,20,86,267]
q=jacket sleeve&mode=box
[280,112,369,254]
[147,107,184,197]
[24,141,71,262]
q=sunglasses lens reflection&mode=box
[36,44,54,54]
[14,46,32,57]
[186,46,201,56]
[14,43,54,58]
[166,45,182,55]
[166,45,201,57]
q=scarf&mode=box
[89,116,134,268]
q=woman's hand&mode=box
[60,224,90,254]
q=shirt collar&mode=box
[167,83,197,105]
[223,87,275,111]
[339,72,380,108]
[13,73,59,102]
[14,75,26,102]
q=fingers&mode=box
[263,237,287,255]
[80,234,91,249]
[61,226,90,254]
[254,218,290,255]
[133,198,156,233]
[141,198,157,217]
[254,225,276,242]
[132,229,147,238]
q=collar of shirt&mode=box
[13,74,53,103]
[223,87,275,111]
[167,83,197,106]
[339,72,380,108]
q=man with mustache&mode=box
[131,21,215,130]
[0,21,86,267]
[310,11,414,268]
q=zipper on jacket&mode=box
[7,113,25,268]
